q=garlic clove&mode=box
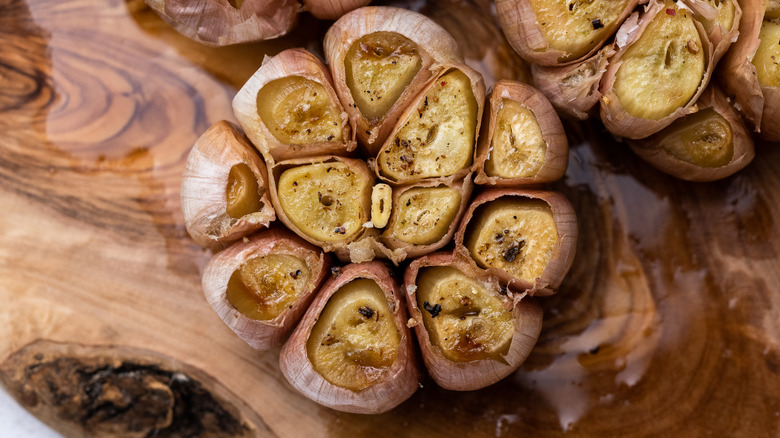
[753,17,780,141]
[681,0,741,64]
[455,189,577,296]
[181,121,275,250]
[717,0,765,132]
[600,0,714,140]
[279,261,420,414]
[628,85,755,181]
[370,183,392,229]
[381,177,474,261]
[202,229,330,351]
[376,66,485,185]
[145,0,300,46]
[301,0,371,20]
[324,7,464,153]
[474,80,568,186]
[496,0,638,66]
[403,252,542,391]
[531,44,615,121]
[233,48,355,165]
[268,155,374,256]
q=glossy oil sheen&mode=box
[1,0,779,437]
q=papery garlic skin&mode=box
[181,121,275,250]
[280,262,420,414]
[302,0,371,20]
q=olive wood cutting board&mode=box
[1,0,779,436]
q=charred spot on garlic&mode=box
[423,301,442,317]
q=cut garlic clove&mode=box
[280,261,420,414]
[202,229,330,350]
[325,7,464,153]
[371,183,392,229]
[628,85,755,181]
[301,0,371,20]
[496,0,638,65]
[376,66,485,184]
[475,80,568,186]
[381,177,473,260]
[403,253,542,391]
[753,17,780,141]
[181,121,275,250]
[455,189,577,296]
[681,0,741,64]
[531,44,616,120]
[600,0,714,139]
[717,0,765,132]
[233,48,354,164]
[145,0,300,46]
[269,156,373,254]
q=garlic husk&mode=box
[233,48,355,165]
[279,261,420,414]
[681,0,742,64]
[760,86,780,141]
[374,64,486,185]
[628,85,755,181]
[454,189,578,297]
[531,45,616,120]
[302,0,371,20]
[181,121,275,250]
[202,229,330,350]
[495,0,639,66]
[145,0,300,46]
[380,176,474,261]
[474,80,568,186]
[324,6,464,154]
[599,0,715,140]
[268,155,374,256]
[716,0,765,131]
[403,252,542,391]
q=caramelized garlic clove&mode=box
[531,44,616,121]
[475,80,568,186]
[600,0,713,139]
[403,253,542,391]
[377,67,485,184]
[280,262,420,414]
[370,183,392,229]
[269,156,373,254]
[753,18,780,141]
[681,0,741,63]
[301,0,371,20]
[380,178,473,262]
[325,7,464,153]
[181,121,275,250]
[233,48,354,164]
[455,190,577,296]
[146,0,300,46]
[628,85,755,181]
[717,0,766,132]
[496,0,638,65]
[202,229,329,350]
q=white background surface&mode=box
[0,387,61,437]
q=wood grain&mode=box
[1,0,779,436]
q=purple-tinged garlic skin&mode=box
[302,0,372,20]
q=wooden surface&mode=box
[1,0,779,436]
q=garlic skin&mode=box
[324,7,464,153]
[181,121,275,250]
[761,87,780,141]
[403,253,543,391]
[474,80,568,186]
[454,189,578,297]
[202,229,329,350]
[145,0,300,46]
[380,177,474,261]
[531,45,616,121]
[374,65,486,185]
[628,85,755,181]
[279,261,420,414]
[495,0,639,66]
[233,48,355,165]
[302,0,371,20]
[717,0,765,132]
[599,0,714,140]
